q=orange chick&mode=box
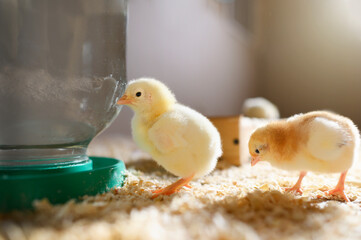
[248,111,360,202]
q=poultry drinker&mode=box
[0,0,127,211]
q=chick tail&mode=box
[307,117,353,161]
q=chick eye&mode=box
[135,92,142,97]
[255,149,260,154]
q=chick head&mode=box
[117,78,176,116]
[248,126,270,166]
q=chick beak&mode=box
[117,95,133,105]
[251,156,261,166]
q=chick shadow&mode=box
[126,159,174,177]
[1,160,187,230]
[1,189,347,237]
[126,157,241,175]
[201,189,345,234]
[215,158,236,170]
[0,185,178,233]
[0,160,179,232]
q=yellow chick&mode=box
[248,111,360,202]
[117,78,222,198]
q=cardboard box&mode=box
[209,116,270,166]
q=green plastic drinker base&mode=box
[0,157,126,212]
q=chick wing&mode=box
[306,117,351,161]
[148,111,188,154]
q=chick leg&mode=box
[325,171,350,202]
[151,174,194,199]
[285,171,307,194]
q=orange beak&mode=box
[251,156,261,166]
[117,95,133,105]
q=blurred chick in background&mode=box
[243,97,280,119]
[117,78,222,198]
[248,111,360,202]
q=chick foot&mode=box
[284,186,303,194]
[325,188,350,202]
[324,171,350,202]
[151,174,194,199]
[284,171,307,195]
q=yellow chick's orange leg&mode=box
[284,171,307,194]
[151,174,194,199]
[325,171,350,202]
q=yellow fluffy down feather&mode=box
[117,78,222,198]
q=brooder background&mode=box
[103,0,361,136]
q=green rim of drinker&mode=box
[0,157,126,212]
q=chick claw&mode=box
[152,184,191,195]
[284,171,307,195]
[151,186,181,198]
[323,171,350,202]
[284,186,303,195]
[151,175,194,199]
[324,188,350,202]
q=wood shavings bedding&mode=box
[1,135,361,240]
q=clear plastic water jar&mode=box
[0,0,127,168]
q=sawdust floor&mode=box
[2,136,361,240]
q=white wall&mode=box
[103,0,255,136]
[253,0,361,126]
[100,0,361,138]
